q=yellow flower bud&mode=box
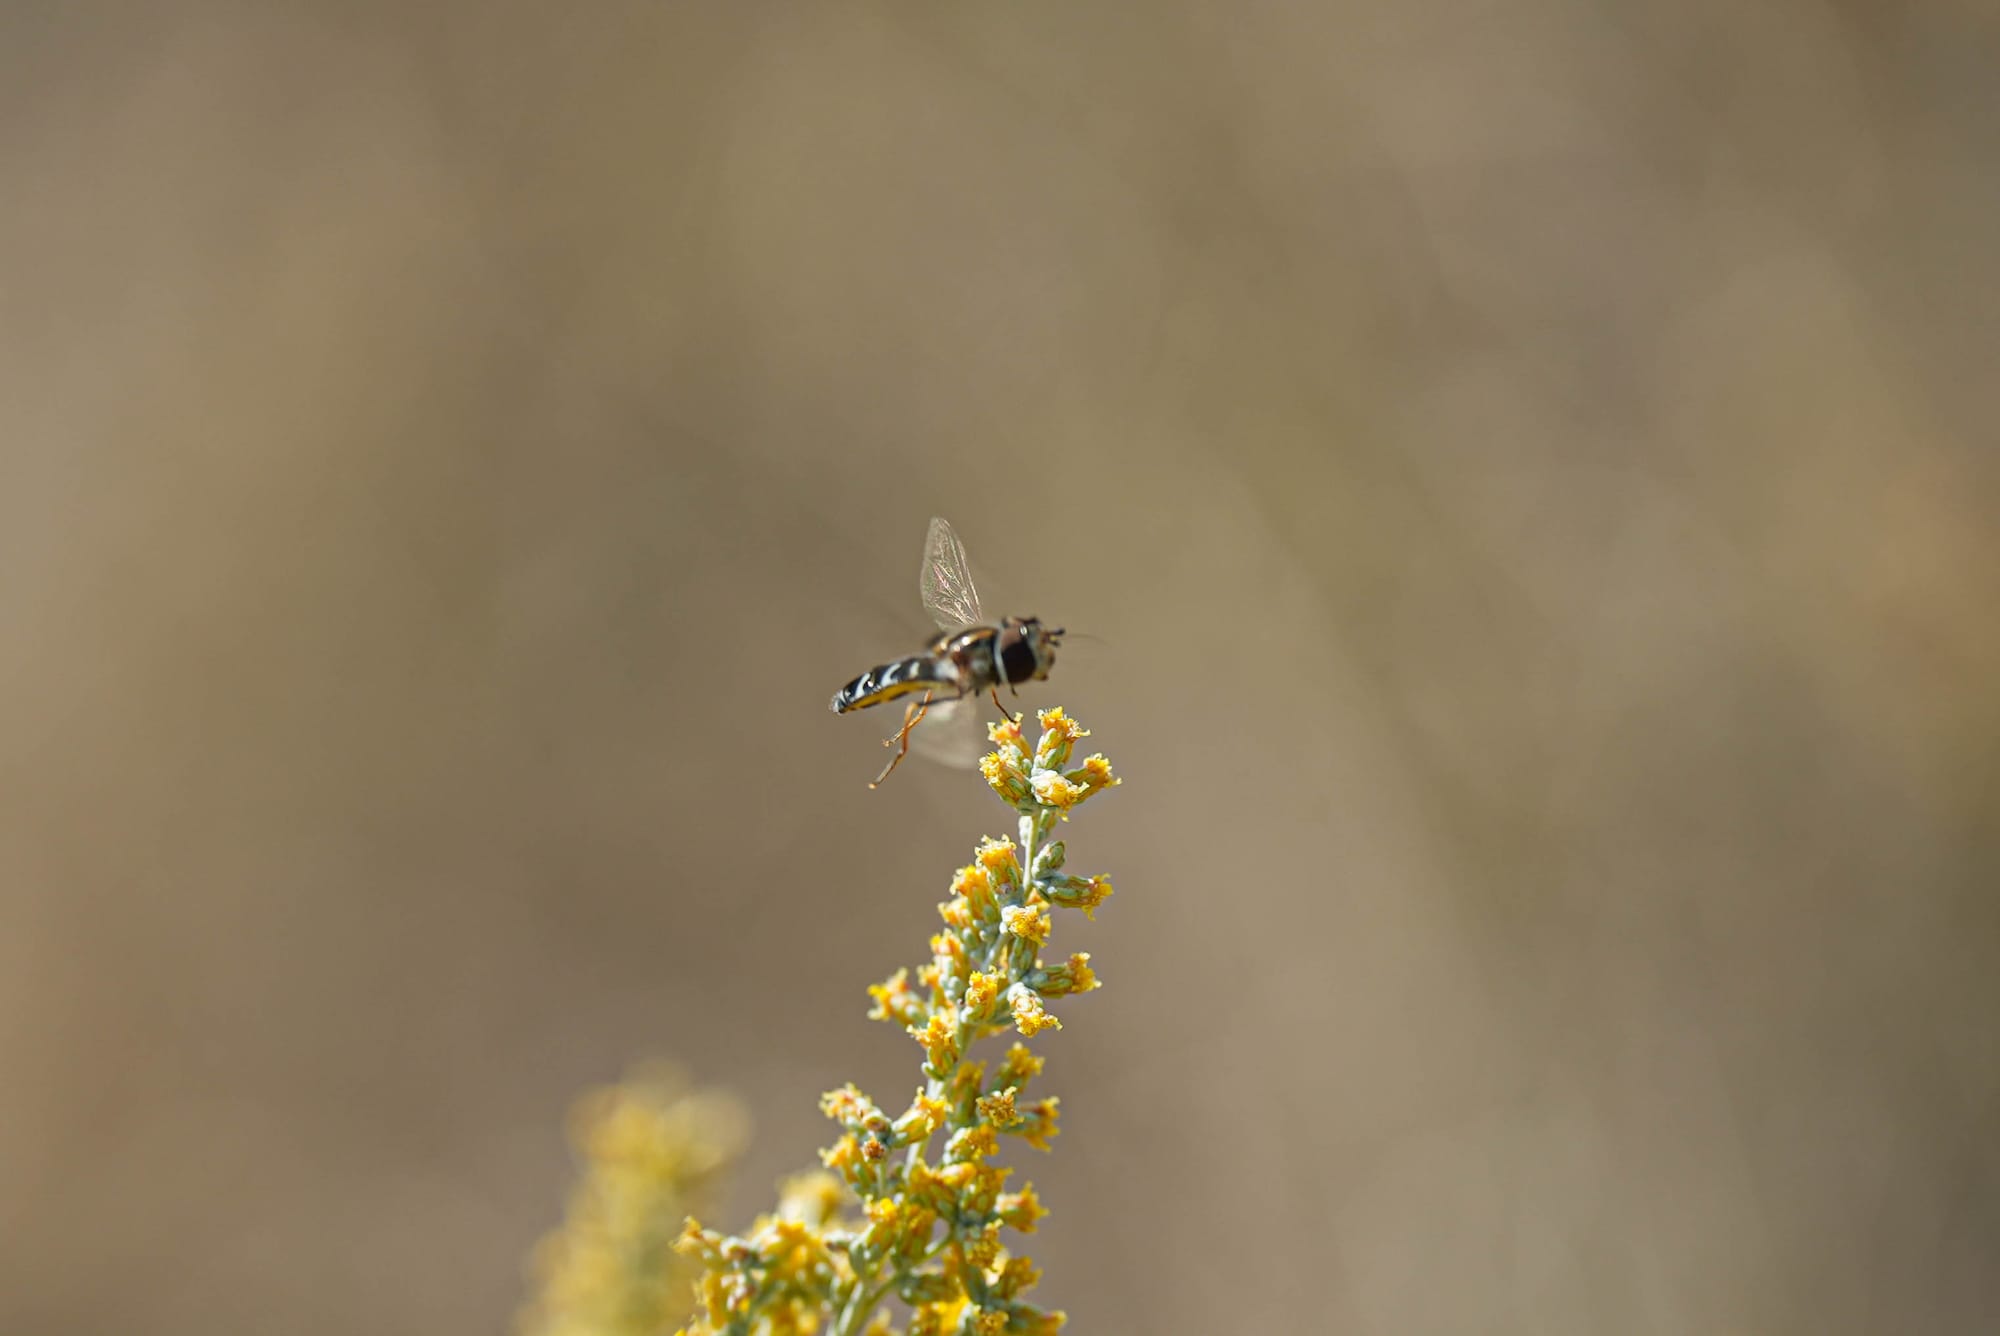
[976,837,1021,882]
[1065,753,1118,795]
[979,751,1032,806]
[1027,952,1097,997]
[1033,707,1088,770]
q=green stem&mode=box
[830,1273,895,1336]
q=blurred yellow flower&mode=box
[518,1065,747,1336]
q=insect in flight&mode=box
[830,517,1064,788]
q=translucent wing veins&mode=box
[919,516,984,631]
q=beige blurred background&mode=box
[4,3,1997,1332]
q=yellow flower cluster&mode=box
[977,708,1119,815]
[517,1065,748,1336]
[672,710,1121,1336]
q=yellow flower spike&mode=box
[996,1183,1048,1233]
[616,711,1119,1336]
[1009,987,1061,1037]
[1000,903,1052,947]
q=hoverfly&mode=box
[830,517,1064,787]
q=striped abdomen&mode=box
[830,652,957,714]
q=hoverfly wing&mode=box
[906,695,989,769]
[920,516,985,632]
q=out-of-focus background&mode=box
[4,4,1996,1332]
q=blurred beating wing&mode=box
[908,695,989,769]
[919,516,985,632]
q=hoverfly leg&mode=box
[988,685,1020,725]
[870,692,934,789]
